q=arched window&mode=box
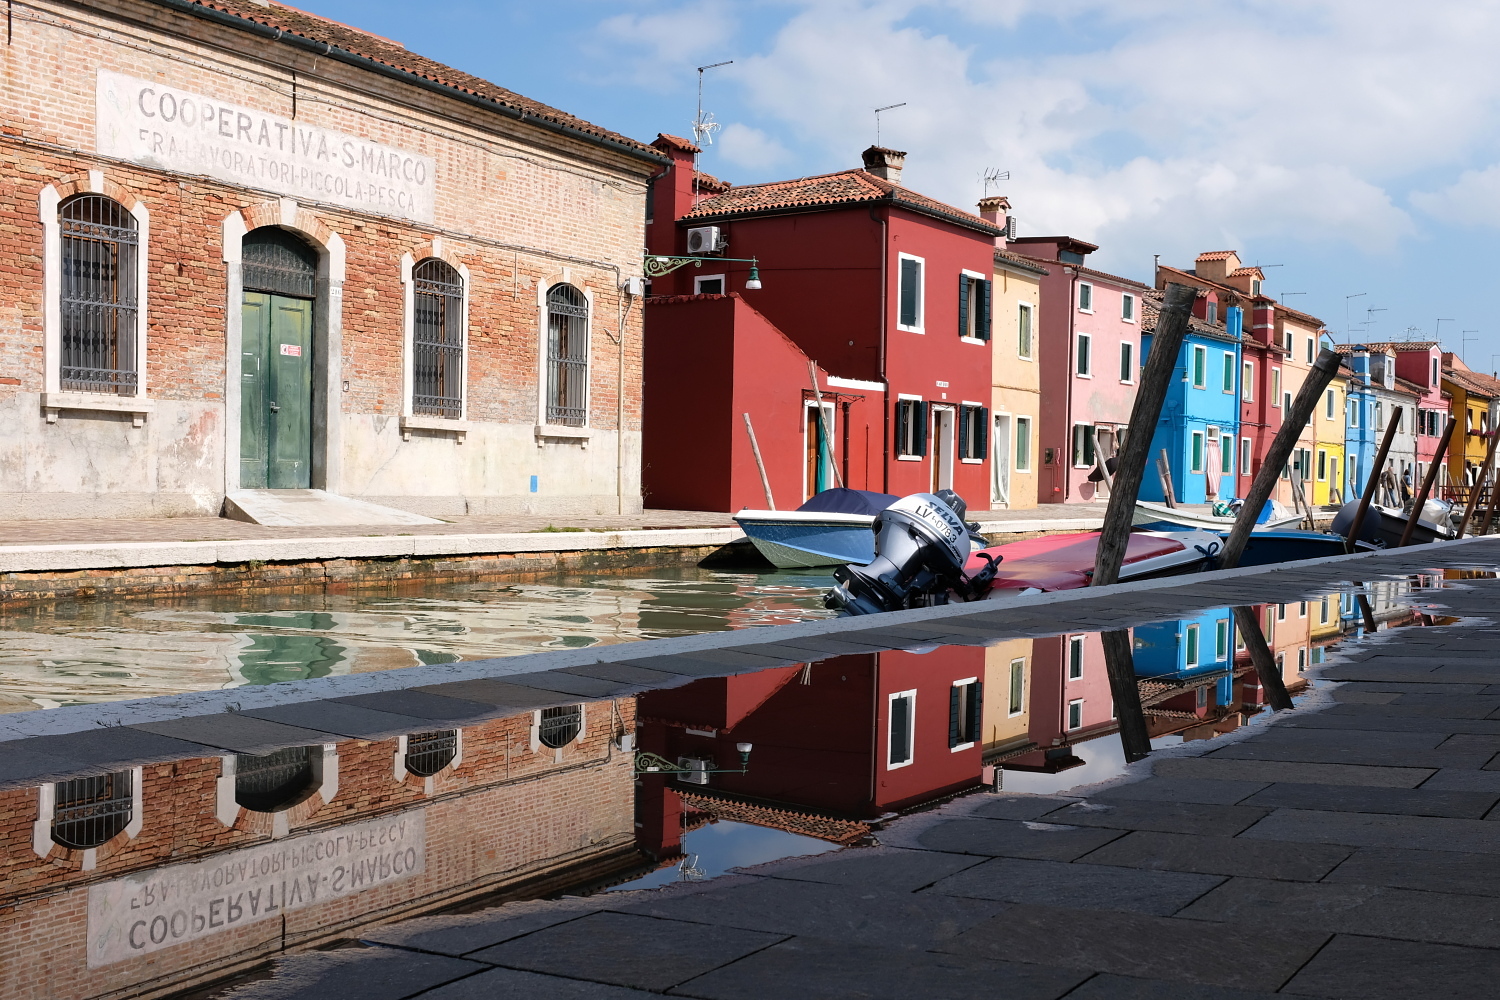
[51,770,133,849]
[545,284,589,427]
[412,258,465,418]
[242,227,317,297]
[60,195,139,394]
[538,705,583,749]
[404,730,458,777]
[235,746,316,813]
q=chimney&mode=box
[861,146,907,184]
[978,196,1011,246]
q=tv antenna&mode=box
[981,168,1010,197]
[693,61,732,148]
[874,103,905,146]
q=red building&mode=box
[643,137,1003,512]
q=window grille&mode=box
[405,729,458,777]
[546,284,589,426]
[234,746,315,812]
[538,705,582,748]
[51,770,133,849]
[243,228,317,298]
[59,195,138,394]
[412,259,464,418]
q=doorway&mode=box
[930,405,955,493]
[992,413,1012,506]
[804,402,834,501]
[240,229,317,489]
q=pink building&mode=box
[1009,237,1148,503]
[1357,341,1447,479]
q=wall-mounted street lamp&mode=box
[644,254,763,290]
[633,743,753,775]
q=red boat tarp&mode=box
[965,531,1186,592]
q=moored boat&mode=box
[1330,498,1458,548]
[735,488,898,569]
[1133,498,1301,533]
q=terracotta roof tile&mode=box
[1011,252,1150,290]
[1141,289,1239,343]
[1334,340,1439,353]
[682,168,1004,237]
[182,1,658,158]
[994,247,1050,276]
[1228,266,1264,278]
[1392,377,1427,396]
[1443,367,1500,398]
[655,133,701,154]
[1195,251,1239,261]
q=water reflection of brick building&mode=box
[635,648,987,857]
[0,700,635,999]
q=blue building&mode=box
[1140,292,1243,505]
[1132,608,1237,709]
[1338,344,1420,502]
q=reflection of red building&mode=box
[635,648,986,857]
[643,136,1003,512]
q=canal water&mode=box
[0,567,1471,999]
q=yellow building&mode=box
[1312,359,1350,506]
[1440,354,1500,493]
[981,639,1033,755]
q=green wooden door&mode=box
[240,292,313,489]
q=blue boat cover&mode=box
[796,488,900,516]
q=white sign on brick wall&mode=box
[96,70,436,223]
[86,809,425,967]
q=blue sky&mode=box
[301,0,1500,371]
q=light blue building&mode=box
[1140,298,1243,505]
[1339,344,1419,502]
[1132,608,1237,708]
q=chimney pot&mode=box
[862,146,907,184]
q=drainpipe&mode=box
[1064,266,1078,501]
[879,209,890,494]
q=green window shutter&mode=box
[958,405,971,458]
[916,401,929,456]
[948,684,961,747]
[957,274,970,339]
[896,401,910,456]
[969,681,983,740]
[899,259,919,326]
[981,280,993,341]
[978,407,990,460]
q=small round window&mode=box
[538,706,582,749]
[405,730,458,777]
[235,746,316,813]
[51,771,133,849]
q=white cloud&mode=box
[587,1,740,90]
[713,123,793,171]
[1411,165,1500,227]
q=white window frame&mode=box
[1271,368,1282,406]
[1222,352,1235,393]
[1119,341,1135,384]
[1067,698,1084,731]
[1067,635,1085,680]
[896,253,925,333]
[33,766,145,865]
[1325,389,1334,419]
[1317,449,1327,482]
[1072,423,1096,469]
[693,273,727,295]
[1191,345,1208,389]
[1221,434,1234,475]
[1076,333,1093,377]
[1185,623,1200,667]
[1121,292,1135,323]
[1243,361,1254,401]
[1008,657,1026,717]
[1240,436,1253,476]
[1190,430,1205,473]
[1306,337,1315,364]
[1077,281,1094,314]
[950,676,980,752]
[40,180,153,425]
[401,250,472,440]
[536,269,595,437]
[887,689,917,769]
[960,269,989,345]
[896,392,924,462]
[1215,618,1230,660]
[1015,415,1033,472]
[1017,301,1035,360]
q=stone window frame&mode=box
[39,173,152,426]
[215,744,339,840]
[393,728,465,794]
[32,766,144,869]
[530,704,587,757]
[401,239,471,443]
[534,267,594,444]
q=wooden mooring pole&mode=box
[1345,406,1404,554]
[1232,605,1293,711]
[1092,282,1197,762]
[743,413,776,510]
[1399,418,1456,547]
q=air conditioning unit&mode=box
[685,226,723,255]
[676,756,713,785]
[1004,216,1018,240]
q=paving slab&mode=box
[669,936,1088,1000]
[409,967,656,998]
[1038,799,1269,837]
[1060,975,1280,999]
[1177,876,1500,948]
[1078,830,1351,881]
[129,714,339,754]
[221,945,485,1000]
[1206,740,1495,770]
[915,818,1127,861]
[405,681,575,711]
[555,662,684,686]
[1419,768,1500,792]
[0,726,215,787]
[609,877,1004,948]
[1241,807,1500,853]
[935,903,1326,992]
[361,897,611,956]
[467,911,783,992]
[1090,777,1269,805]
[1152,756,1433,788]
[922,857,1223,916]
[968,794,1081,820]
[1276,713,1500,736]
[1239,781,1500,818]
[1280,934,1500,999]
[332,690,503,721]
[1323,846,1500,896]
[751,847,983,891]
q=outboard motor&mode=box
[826,492,998,616]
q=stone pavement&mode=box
[219,572,1500,999]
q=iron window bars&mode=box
[538,705,583,748]
[234,746,315,813]
[405,729,458,777]
[545,284,589,426]
[51,770,132,849]
[59,195,138,394]
[412,259,464,418]
[242,228,317,298]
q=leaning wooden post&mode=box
[1232,605,1293,711]
[1480,462,1500,536]
[743,413,776,510]
[1219,349,1344,571]
[1158,450,1178,508]
[1456,430,1499,537]
[1092,282,1196,762]
[1399,418,1456,547]
[807,362,845,490]
[1344,406,1404,553]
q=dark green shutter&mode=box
[958,405,971,459]
[981,280,993,340]
[968,682,983,742]
[916,401,929,456]
[948,685,961,747]
[978,407,990,460]
[899,259,919,327]
[896,401,909,456]
[958,274,970,338]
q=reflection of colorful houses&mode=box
[1132,610,1248,738]
[980,639,1034,760]
[634,647,987,858]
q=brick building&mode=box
[0,0,662,520]
[0,701,636,998]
